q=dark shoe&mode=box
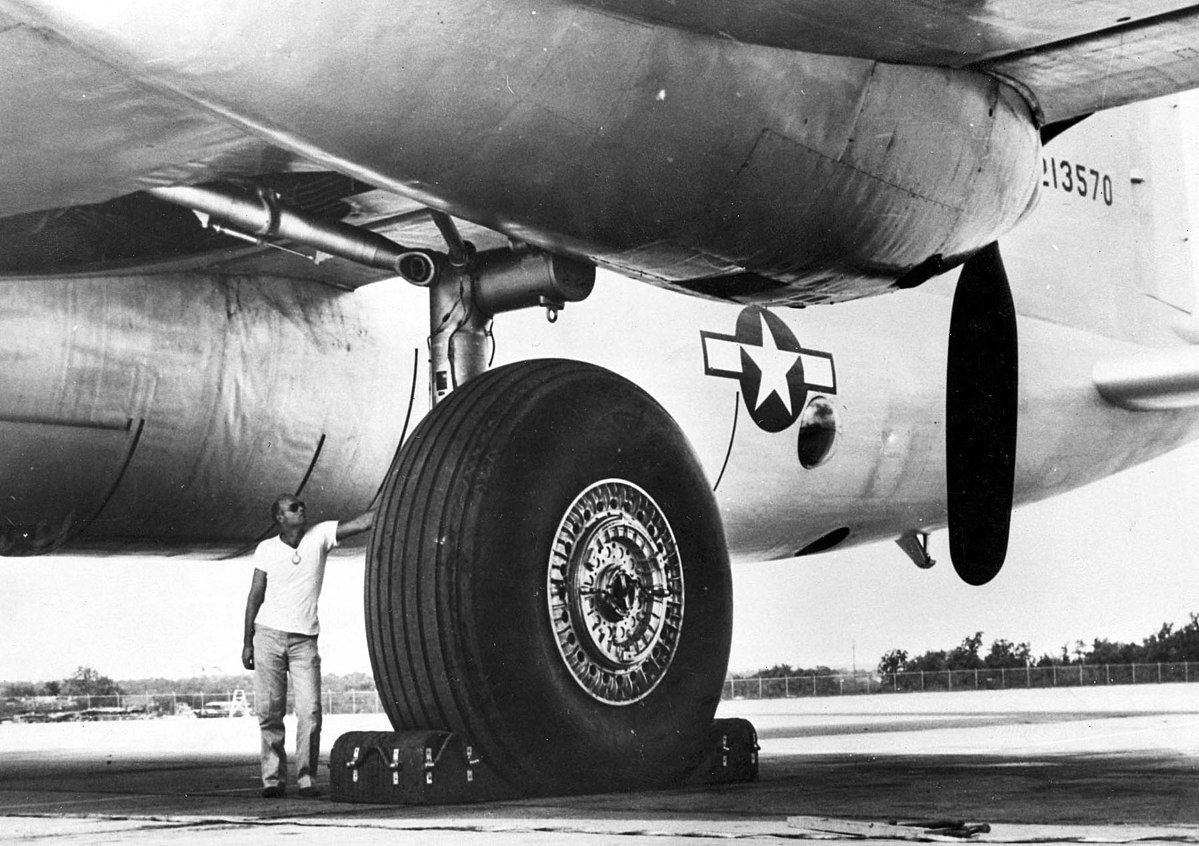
[298,786,322,799]
[261,785,286,798]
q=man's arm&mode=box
[336,509,376,541]
[242,569,267,670]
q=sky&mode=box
[3,96,1199,685]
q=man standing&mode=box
[241,494,374,799]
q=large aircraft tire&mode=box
[366,359,732,795]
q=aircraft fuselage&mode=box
[1,265,1194,561]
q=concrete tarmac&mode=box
[3,684,1198,844]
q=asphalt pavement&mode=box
[2,684,1198,843]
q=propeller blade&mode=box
[946,241,1018,586]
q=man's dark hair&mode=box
[270,495,292,521]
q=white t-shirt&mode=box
[252,521,340,636]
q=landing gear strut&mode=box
[425,215,594,404]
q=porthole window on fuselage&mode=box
[797,395,838,469]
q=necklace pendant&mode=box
[291,551,301,565]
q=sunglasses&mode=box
[286,501,305,513]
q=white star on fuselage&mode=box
[741,314,801,414]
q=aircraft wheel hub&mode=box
[548,480,684,704]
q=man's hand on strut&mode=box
[242,645,255,670]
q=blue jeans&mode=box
[253,626,321,789]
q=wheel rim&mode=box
[547,479,684,705]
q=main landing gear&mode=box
[146,182,736,794]
[359,222,733,794]
[365,359,733,795]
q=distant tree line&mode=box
[877,613,1199,676]
[730,663,837,680]
[114,671,375,696]
[10,614,1199,697]
[2,665,121,699]
[2,668,376,700]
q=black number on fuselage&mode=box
[1041,157,1114,207]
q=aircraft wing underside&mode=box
[0,5,509,273]
[584,0,1199,123]
[0,6,268,220]
[5,1,1199,227]
[4,0,1199,297]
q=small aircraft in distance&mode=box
[193,690,252,719]
[2,1,1199,795]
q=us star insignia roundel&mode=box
[700,306,837,433]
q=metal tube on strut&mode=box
[148,184,436,285]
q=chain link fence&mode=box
[3,689,384,721]
[723,661,1199,699]
[7,662,1197,720]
